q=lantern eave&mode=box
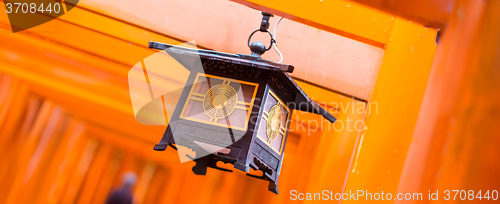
[149,41,336,123]
[149,41,294,73]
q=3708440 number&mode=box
[443,190,498,201]
[5,3,61,14]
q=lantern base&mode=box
[192,154,234,175]
[153,124,282,194]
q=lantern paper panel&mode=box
[180,73,259,131]
[256,90,290,155]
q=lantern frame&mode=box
[149,41,336,194]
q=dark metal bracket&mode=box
[260,12,274,32]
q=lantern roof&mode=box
[149,41,336,123]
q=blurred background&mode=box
[0,0,499,203]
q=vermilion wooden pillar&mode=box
[341,18,438,203]
[398,0,500,201]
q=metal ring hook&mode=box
[247,29,275,51]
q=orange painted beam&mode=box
[74,0,385,99]
[231,0,394,47]
[352,0,455,29]
[0,61,131,115]
[0,38,131,103]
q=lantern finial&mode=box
[250,41,266,56]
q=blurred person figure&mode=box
[105,172,138,204]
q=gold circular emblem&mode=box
[266,104,282,142]
[203,84,238,119]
